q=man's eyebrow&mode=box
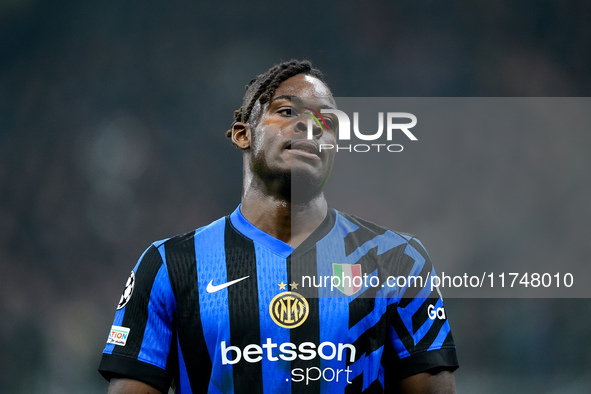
[271,95,302,103]
[271,95,336,109]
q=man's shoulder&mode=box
[150,215,228,254]
[335,209,416,244]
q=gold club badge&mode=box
[269,291,309,329]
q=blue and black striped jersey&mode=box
[99,206,458,393]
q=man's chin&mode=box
[289,170,326,204]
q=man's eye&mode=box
[324,117,336,130]
[278,107,295,116]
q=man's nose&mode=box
[294,117,323,138]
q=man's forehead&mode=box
[273,74,333,100]
[271,75,335,107]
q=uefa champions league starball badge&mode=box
[117,270,135,310]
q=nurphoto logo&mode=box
[305,108,418,153]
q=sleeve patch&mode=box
[117,270,135,310]
[107,325,131,346]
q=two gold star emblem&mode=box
[278,281,298,290]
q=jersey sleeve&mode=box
[385,236,459,380]
[98,243,177,393]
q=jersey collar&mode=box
[229,204,336,258]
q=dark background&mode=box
[1,1,590,393]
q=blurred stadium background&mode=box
[1,1,590,393]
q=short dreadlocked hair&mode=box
[226,59,326,138]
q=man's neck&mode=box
[240,193,328,248]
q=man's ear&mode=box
[231,122,251,150]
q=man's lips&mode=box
[286,140,321,159]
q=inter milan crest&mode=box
[117,270,135,310]
[333,263,362,296]
[269,291,309,329]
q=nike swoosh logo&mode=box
[206,276,250,293]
